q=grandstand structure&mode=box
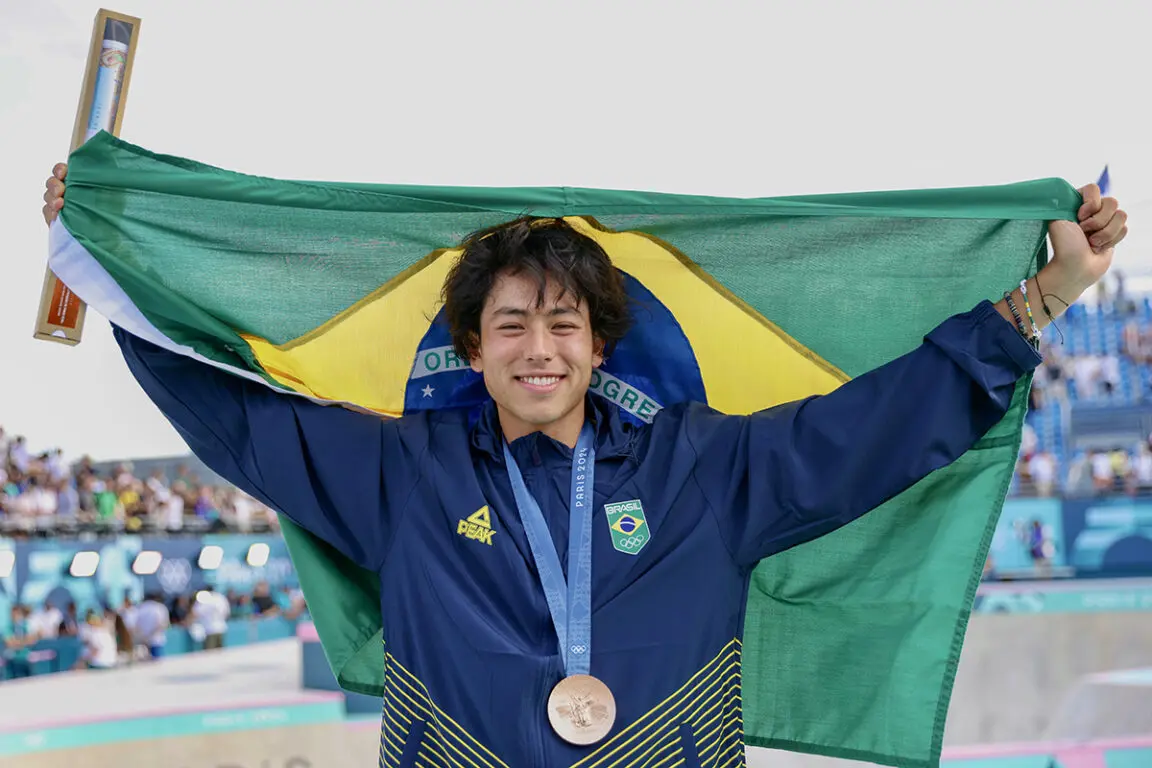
[1014,293,1152,498]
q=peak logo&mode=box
[457,505,496,546]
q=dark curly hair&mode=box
[441,217,632,360]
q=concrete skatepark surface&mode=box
[945,610,1152,745]
[0,640,353,768]
[7,724,361,768]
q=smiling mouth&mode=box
[516,375,564,390]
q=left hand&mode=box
[1044,183,1128,301]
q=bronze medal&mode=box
[547,674,616,746]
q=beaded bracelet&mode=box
[1018,279,1042,342]
[1004,290,1028,339]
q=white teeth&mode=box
[522,376,559,386]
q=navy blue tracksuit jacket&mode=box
[114,300,1039,767]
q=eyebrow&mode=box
[491,306,580,318]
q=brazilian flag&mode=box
[50,131,1076,768]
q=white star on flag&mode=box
[422,384,435,398]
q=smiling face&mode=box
[469,271,605,447]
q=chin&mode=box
[511,399,578,428]
[519,407,569,427]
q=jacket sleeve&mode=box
[684,300,1041,568]
[113,326,410,572]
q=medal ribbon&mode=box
[503,425,595,677]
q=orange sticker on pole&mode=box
[34,9,142,346]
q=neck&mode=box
[498,399,587,449]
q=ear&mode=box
[592,337,606,369]
[466,333,484,374]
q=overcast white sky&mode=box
[1,0,1150,462]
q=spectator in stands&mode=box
[231,592,254,619]
[279,585,307,620]
[251,581,279,617]
[118,596,137,638]
[1072,355,1102,400]
[169,594,192,627]
[58,602,80,638]
[1122,319,1146,363]
[77,475,97,522]
[9,437,29,474]
[55,478,78,521]
[1020,423,1037,460]
[1130,445,1152,496]
[111,608,134,664]
[194,486,227,532]
[144,468,167,498]
[0,428,280,535]
[1101,354,1121,398]
[77,608,95,641]
[3,605,37,679]
[118,478,145,530]
[230,490,257,533]
[1091,450,1115,494]
[75,610,118,671]
[1028,451,1058,497]
[191,586,230,650]
[1110,449,1132,492]
[133,592,171,659]
[26,476,57,520]
[27,599,62,641]
[165,480,187,532]
[93,480,121,526]
[45,449,65,483]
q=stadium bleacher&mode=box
[1015,291,1152,498]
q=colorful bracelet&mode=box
[1018,279,1042,341]
[1004,290,1028,339]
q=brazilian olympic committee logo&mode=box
[604,500,649,556]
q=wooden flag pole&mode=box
[34,8,142,346]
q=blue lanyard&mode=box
[503,424,595,677]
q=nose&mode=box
[523,324,555,362]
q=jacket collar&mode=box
[469,393,638,463]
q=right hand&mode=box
[42,163,68,226]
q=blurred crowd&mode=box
[1016,425,1152,498]
[1027,345,1123,409]
[1027,278,1148,409]
[0,425,280,536]
[2,580,305,678]
[1013,280,1152,498]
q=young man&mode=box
[42,166,1125,766]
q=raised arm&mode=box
[113,327,414,571]
[687,184,1126,568]
[686,300,1040,567]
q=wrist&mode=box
[1036,262,1090,309]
